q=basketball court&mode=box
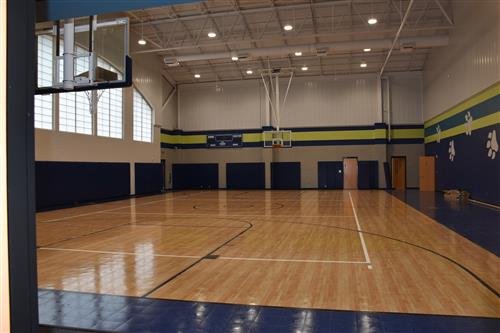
[1,0,499,333]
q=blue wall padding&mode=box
[317,161,343,189]
[172,163,219,190]
[425,124,500,205]
[226,163,265,189]
[271,162,301,189]
[36,161,130,210]
[358,161,379,189]
[135,163,163,195]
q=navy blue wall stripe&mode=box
[424,95,500,136]
[35,161,130,210]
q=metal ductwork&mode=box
[162,35,449,64]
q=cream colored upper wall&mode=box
[178,80,264,131]
[282,75,379,127]
[387,72,423,125]
[176,72,423,130]
[35,54,163,163]
[423,1,499,121]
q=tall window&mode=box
[58,45,123,137]
[133,89,153,142]
[35,35,53,129]
[58,44,93,134]
[97,58,123,138]
[97,89,123,138]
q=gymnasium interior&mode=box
[1,0,499,332]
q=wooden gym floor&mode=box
[36,190,499,318]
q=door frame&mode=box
[343,156,358,190]
[391,156,407,190]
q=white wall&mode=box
[178,80,264,131]
[35,54,162,163]
[282,75,380,127]
[423,1,499,120]
[177,73,423,130]
[386,72,423,124]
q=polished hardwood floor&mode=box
[36,190,499,318]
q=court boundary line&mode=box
[38,191,208,223]
[348,191,373,269]
[38,247,368,264]
[102,212,355,218]
[38,247,202,259]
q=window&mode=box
[58,44,93,134]
[97,88,123,138]
[133,89,153,142]
[97,58,123,138]
[35,35,53,129]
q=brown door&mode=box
[343,158,358,189]
[419,156,435,191]
[392,157,406,190]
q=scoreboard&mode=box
[207,133,243,148]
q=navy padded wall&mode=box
[318,161,343,189]
[226,163,265,189]
[172,163,219,190]
[135,163,163,195]
[271,162,301,189]
[425,124,500,205]
[358,161,379,189]
[36,161,130,210]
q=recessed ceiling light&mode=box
[294,51,302,56]
[207,32,217,38]
[301,66,308,71]
[363,48,371,52]
[138,38,147,45]
[367,17,378,25]
[194,74,201,78]
[231,56,239,61]
[283,24,293,31]
[360,62,367,68]
[246,69,253,75]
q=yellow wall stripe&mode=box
[162,128,423,145]
[425,82,500,128]
[425,111,500,143]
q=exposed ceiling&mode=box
[127,0,454,84]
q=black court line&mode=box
[141,217,254,297]
[37,222,132,248]
[272,219,500,298]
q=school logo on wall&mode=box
[448,140,455,161]
[436,125,441,143]
[486,130,498,160]
[465,111,473,135]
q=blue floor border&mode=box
[38,289,499,333]
[388,190,500,256]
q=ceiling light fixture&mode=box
[283,24,293,31]
[138,19,147,45]
[207,32,217,38]
[367,17,378,25]
[360,62,367,68]
[231,56,239,61]
[363,48,371,52]
[294,51,302,56]
[194,74,201,78]
[246,69,253,75]
[301,66,308,71]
